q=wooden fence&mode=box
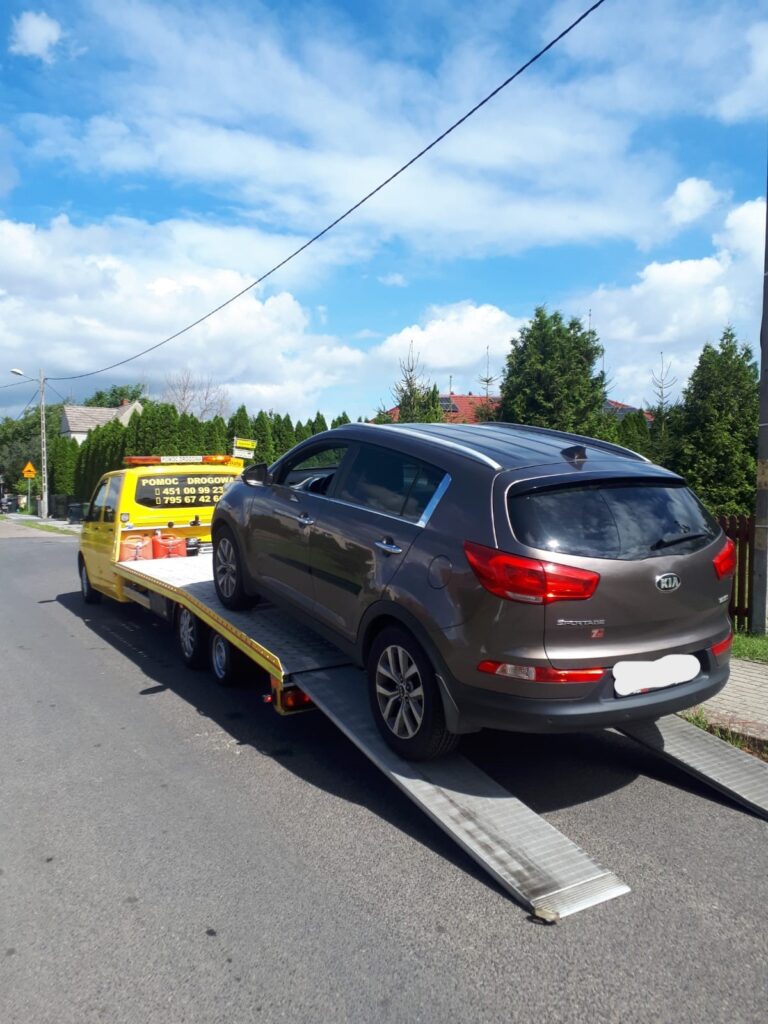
[717,514,754,631]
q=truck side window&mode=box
[103,476,122,524]
[88,480,108,521]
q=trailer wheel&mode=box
[213,528,253,610]
[176,606,208,669]
[208,631,239,687]
[367,626,459,761]
[79,556,102,605]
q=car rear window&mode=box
[134,473,233,509]
[508,482,720,560]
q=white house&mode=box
[60,399,143,445]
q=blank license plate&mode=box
[613,654,700,697]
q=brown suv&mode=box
[212,423,734,759]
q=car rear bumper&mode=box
[440,659,730,735]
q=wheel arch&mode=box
[358,602,462,733]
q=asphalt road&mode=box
[1,529,767,1024]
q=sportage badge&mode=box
[655,573,681,592]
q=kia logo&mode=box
[656,573,681,592]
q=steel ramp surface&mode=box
[618,715,768,820]
[298,666,630,921]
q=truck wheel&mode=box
[79,557,102,605]
[367,626,459,761]
[176,606,208,669]
[208,632,239,687]
[213,528,253,610]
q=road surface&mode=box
[1,526,766,1023]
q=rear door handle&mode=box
[375,539,402,555]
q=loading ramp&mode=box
[115,554,768,918]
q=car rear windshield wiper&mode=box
[651,531,710,551]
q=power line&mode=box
[49,0,608,384]
[16,388,39,419]
[0,378,32,391]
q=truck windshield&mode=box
[134,473,233,509]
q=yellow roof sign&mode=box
[22,462,37,479]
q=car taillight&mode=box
[464,541,600,604]
[477,661,605,684]
[710,632,733,659]
[713,537,736,579]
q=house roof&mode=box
[61,400,143,435]
[383,394,499,425]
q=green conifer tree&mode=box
[498,307,606,435]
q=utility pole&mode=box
[39,367,48,520]
[750,158,768,633]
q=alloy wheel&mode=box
[178,608,197,659]
[215,536,237,599]
[375,644,425,739]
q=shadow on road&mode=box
[56,589,727,896]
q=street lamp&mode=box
[10,367,48,519]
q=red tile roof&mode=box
[383,394,499,424]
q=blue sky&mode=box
[0,0,766,422]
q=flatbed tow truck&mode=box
[80,457,768,922]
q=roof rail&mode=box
[359,423,502,470]
[478,422,651,463]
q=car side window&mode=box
[337,444,445,521]
[88,480,108,521]
[103,476,123,524]
[277,445,349,495]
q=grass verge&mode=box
[681,706,768,762]
[0,515,74,536]
[732,632,768,664]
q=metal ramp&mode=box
[297,666,630,921]
[619,715,768,820]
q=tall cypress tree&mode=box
[252,410,275,464]
[204,416,229,455]
[498,307,607,435]
[312,411,329,434]
[675,327,758,515]
[227,405,251,446]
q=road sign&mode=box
[232,436,257,460]
[22,462,37,479]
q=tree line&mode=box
[0,306,757,517]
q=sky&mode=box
[0,0,766,423]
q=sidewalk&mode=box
[4,512,82,534]
[702,658,768,742]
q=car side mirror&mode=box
[242,462,271,486]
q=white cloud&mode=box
[378,273,407,287]
[9,11,63,63]
[371,301,522,397]
[0,214,366,420]
[664,178,723,226]
[581,198,765,406]
[718,22,768,121]
[16,1,764,262]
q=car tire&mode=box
[212,527,254,610]
[367,626,459,761]
[176,606,208,669]
[79,557,102,605]
[208,631,240,687]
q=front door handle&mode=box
[375,539,402,555]
[276,509,315,526]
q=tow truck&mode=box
[78,455,768,922]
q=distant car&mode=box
[212,423,734,760]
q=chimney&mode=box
[120,398,130,406]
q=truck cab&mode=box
[78,455,243,602]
